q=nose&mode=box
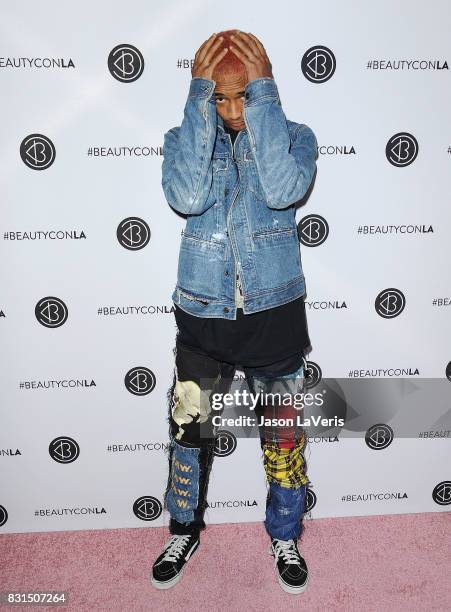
[229,99,243,121]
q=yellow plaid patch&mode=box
[263,435,309,488]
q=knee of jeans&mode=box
[165,439,201,523]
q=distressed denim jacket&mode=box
[162,76,318,320]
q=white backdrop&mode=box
[1,0,450,534]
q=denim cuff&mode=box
[188,77,215,98]
[244,77,279,104]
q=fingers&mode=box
[230,32,257,60]
[236,31,270,65]
[228,43,245,61]
[228,31,272,80]
[209,47,228,68]
[196,33,220,64]
[192,33,228,78]
[238,31,261,56]
[247,32,267,57]
[203,36,226,65]
[195,33,215,59]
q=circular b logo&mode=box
[133,496,162,520]
[386,132,418,167]
[365,424,394,450]
[432,481,451,506]
[20,134,56,170]
[117,217,151,250]
[298,214,329,246]
[49,436,80,464]
[214,430,237,457]
[301,45,336,83]
[108,44,145,82]
[35,297,68,328]
[375,288,406,319]
[125,367,156,395]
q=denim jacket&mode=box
[162,76,318,320]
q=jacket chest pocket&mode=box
[213,157,228,173]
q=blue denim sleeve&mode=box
[244,77,318,210]
[162,77,217,215]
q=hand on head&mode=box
[191,30,272,83]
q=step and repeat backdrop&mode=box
[1,0,450,534]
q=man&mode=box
[151,30,318,595]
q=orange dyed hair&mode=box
[212,30,247,82]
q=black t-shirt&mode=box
[174,124,311,372]
[174,297,310,370]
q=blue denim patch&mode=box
[166,439,201,524]
[265,481,307,540]
[249,362,305,399]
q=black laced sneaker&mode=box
[151,533,200,590]
[269,537,309,594]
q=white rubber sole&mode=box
[277,572,309,595]
[150,569,184,590]
[150,538,199,590]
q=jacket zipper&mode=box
[225,131,242,312]
[230,107,256,309]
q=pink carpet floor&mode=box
[1,512,450,611]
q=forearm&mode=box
[244,78,317,209]
[162,78,217,215]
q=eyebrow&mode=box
[214,90,245,97]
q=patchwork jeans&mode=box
[163,335,311,542]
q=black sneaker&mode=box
[151,533,200,590]
[269,537,309,594]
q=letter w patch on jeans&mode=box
[166,439,201,524]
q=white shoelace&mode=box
[160,534,192,563]
[270,538,301,568]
